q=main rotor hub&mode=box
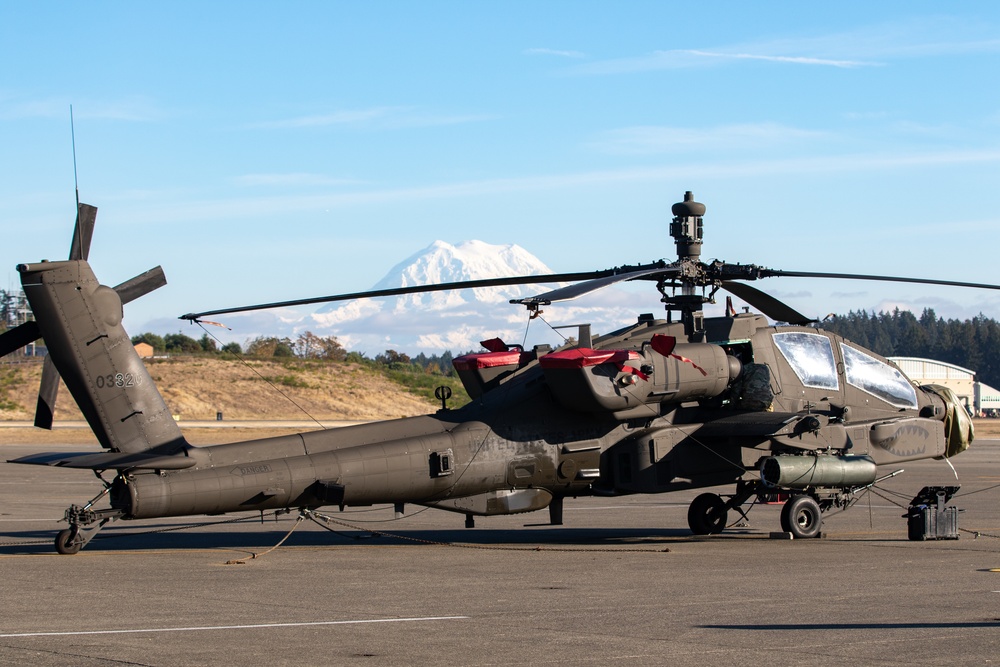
[670,191,704,262]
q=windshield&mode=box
[840,344,918,409]
[772,332,839,390]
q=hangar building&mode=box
[888,356,1000,416]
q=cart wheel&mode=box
[780,495,822,539]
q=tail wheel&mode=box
[780,495,822,539]
[688,493,728,535]
[55,528,82,555]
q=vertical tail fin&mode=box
[18,259,185,454]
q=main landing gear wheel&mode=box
[688,493,728,535]
[55,528,82,555]
[780,495,822,539]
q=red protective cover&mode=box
[479,338,509,352]
[650,334,676,356]
[539,347,640,369]
[453,350,525,370]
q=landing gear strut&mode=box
[54,475,124,555]
[687,482,758,535]
[55,504,123,554]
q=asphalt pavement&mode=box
[1,439,998,666]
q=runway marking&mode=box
[0,615,468,638]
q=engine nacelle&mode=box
[760,454,877,489]
[539,334,741,418]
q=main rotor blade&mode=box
[180,270,619,321]
[720,281,813,326]
[69,203,97,261]
[759,269,1000,292]
[513,266,679,307]
[0,321,40,357]
[35,356,59,430]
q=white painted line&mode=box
[0,615,468,638]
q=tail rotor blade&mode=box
[114,266,167,305]
[34,356,59,430]
[0,321,39,357]
[69,203,97,261]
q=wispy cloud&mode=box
[248,107,397,129]
[844,113,970,141]
[889,120,962,139]
[110,147,1000,227]
[589,123,829,155]
[249,107,497,130]
[799,17,1000,60]
[0,95,166,121]
[679,49,875,68]
[571,17,1000,75]
[233,173,366,188]
[523,47,586,59]
[384,112,499,129]
[574,48,879,74]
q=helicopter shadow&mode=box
[0,522,713,555]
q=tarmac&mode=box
[1,436,999,666]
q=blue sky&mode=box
[3,2,1000,348]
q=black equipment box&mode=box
[905,485,961,541]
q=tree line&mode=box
[5,286,466,375]
[129,331,460,376]
[0,289,28,330]
[822,309,1000,389]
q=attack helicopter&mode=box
[2,191,992,554]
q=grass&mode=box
[0,366,25,411]
[261,374,313,389]
[265,356,472,407]
[380,366,471,407]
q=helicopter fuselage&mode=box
[3,195,976,553]
[108,313,959,527]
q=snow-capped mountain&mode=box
[307,240,566,352]
[149,239,669,355]
[318,240,552,313]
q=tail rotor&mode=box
[1,203,168,435]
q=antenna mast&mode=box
[70,105,80,210]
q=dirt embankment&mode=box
[4,358,1000,446]
[0,357,439,423]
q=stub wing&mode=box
[690,412,850,453]
[691,412,807,438]
[8,450,195,470]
